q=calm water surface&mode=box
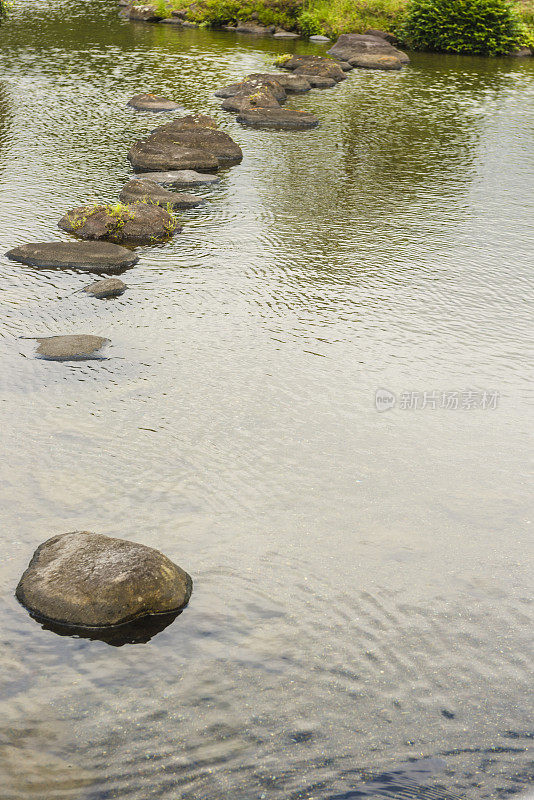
[0,2,533,798]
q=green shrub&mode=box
[400,0,528,55]
[297,9,325,34]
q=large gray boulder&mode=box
[327,33,410,64]
[236,108,319,130]
[128,115,243,172]
[58,202,180,245]
[16,531,193,628]
[127,93,183,112]
[5,241,139,273]
[120,179,203,208]
[31,335,109,360]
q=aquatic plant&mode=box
[400,0,530,54]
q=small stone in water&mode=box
[82,278,126,298]
[32,334,109,360]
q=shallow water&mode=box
[0,2,533,798]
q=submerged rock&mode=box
[127,93,183,112]
[120,178,203,208]
[236,108,319,130]
[349,54,403,70]
[31,335,109,360]
[16,531,193,628]
[5,241,138,273]
[128,115,242,172]
[82,278,126,298]
[58,202,180,245]
[134,169,219,186]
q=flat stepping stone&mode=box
[127,93,183,112]
[120,179,203,209]
[327,33,410,64]
[16,531,192,628]
[298,74,336,88]
[309,35,330,42]
[82,278,126,298]
[134,169,219,186]
[128,116,243,172]
[58,202,181,245]
[349,54,402,70]
[5,241,138,273]
[31,334,109,361]
[273,31,299,38]
[236,108,319,130]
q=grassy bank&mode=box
[160,0,534,45]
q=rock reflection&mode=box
[31,609,183,646]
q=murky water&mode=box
[0,1,533,798]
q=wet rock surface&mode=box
[134,169,219,186]
[215,75,287,103]
[82,277,127,298]
[328,34,410,64]
[297,74,336,88]
[279,55,346,82]
[126,4,163,22]
[221,85,283,114]
[16,531,193,628]
[236,108,319,130]
[128,115,242,171]
[364,28,399,45]
[349,54,403,70]
[5,241,139,272]
[31,335,109,360]
[120,178,203,208]
[127,93,183,112]
[58,202,180,245]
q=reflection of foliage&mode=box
[400,0,531,54]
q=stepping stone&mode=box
[120,179,203,208]
[127,93,183,112]
[134,169,219,186]
[58,202,180,245]
[273,31,299,39]
[349,54,402,70]
[16,531,192,628]
[236,108,319,130]
[128,116,242,171]
[31,335,109,361]
[309,35,330,42]
[82,278,126,298]
[5,241,138,273]
[298,74,336,88]
[327,33,410,64]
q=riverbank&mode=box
[148,0,534,43]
